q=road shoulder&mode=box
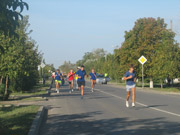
[107,82,180,96]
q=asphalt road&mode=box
[40,82,180,135]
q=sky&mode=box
[23,0,180,68]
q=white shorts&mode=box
[126,84,136,91]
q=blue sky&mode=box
[23,0,180,68]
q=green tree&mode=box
[117,17,180,88]
[59,61,76,74]
[0,0,28,35]
[76,48,107,74]
[0,16,41,100]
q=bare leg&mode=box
[71,81,74,89]
[93,80,96,89]
[91,80,94,89]
[81,85,84,96]
[126,91,131,101]
[56,81,59,89]
[132,87,135,103]
[58,82,60,89]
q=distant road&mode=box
[40,82,180,135]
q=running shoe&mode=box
[132,102,135,107]
[91,88,94,92]
[72,89,74,92]
[126,101,129,107]
[81,96,83,99]
[69,90,72,94]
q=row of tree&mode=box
[76,17,180,88]
[0,1,41,100]
[59,61,76,75]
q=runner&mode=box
[54,69,63,93]
[67,69,75,93]
[89,68,97,92]
[76,65,86,99]
[123,64,137,107]
[75,67,80,90]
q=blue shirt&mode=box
[89,72,97,80]
[76,69,86,82]
[124,71,136,86]
[55,72,62,80]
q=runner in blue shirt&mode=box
[123,64,137,107]
[89,68,97,92]
[54,69,63,93]
[76,65,86,99]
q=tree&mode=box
[0,16,41,100]
[76,48,107,74]
[59,61,76,74]
[0,0,28,35]
[152,41,180,88]
[0,0,28,53]
[117,17,180,88]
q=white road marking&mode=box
[86,86,180,118]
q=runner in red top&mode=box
[67,69,75,93]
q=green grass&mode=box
[0,82,49,103]
[9,82,50,98]
[109,80,180,93]
[0,105,40,135]
[21,97,45,101]
[152,87,180,92]
[11,90,47,97]
[109,80,126,86]
[136,83,180,92]
[33,83,50,90]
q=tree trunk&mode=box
[0,76,3,85]
[150,77,154,88]
[5,75,8,96]
[171,79,174,87]
[161,82,163,89]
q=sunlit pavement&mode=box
[39,82,180,135]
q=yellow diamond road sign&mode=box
[138,56,147,65]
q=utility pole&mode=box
[170,20,173,31]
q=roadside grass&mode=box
[151,87,180,93]
[10,90,47,97]
[136,83,180,93]
[11,81,50,96]
[0,105,40,135]
[21,97,45,101]
[0,81,50,103]
[109,80,180,93]
[109,80,126,86]
[33,82,50,90]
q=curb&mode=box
[28,106,46,135]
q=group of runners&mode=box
[51,64,137,107]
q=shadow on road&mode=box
[40,111,180,135]
[135,104,168,110]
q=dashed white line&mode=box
[86,86,180,118]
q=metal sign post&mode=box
[142,64,144,88]
[138,56,147,89]
[40,63,46,84]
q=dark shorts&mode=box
[68,80,73,84]
[77,81,85,87]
